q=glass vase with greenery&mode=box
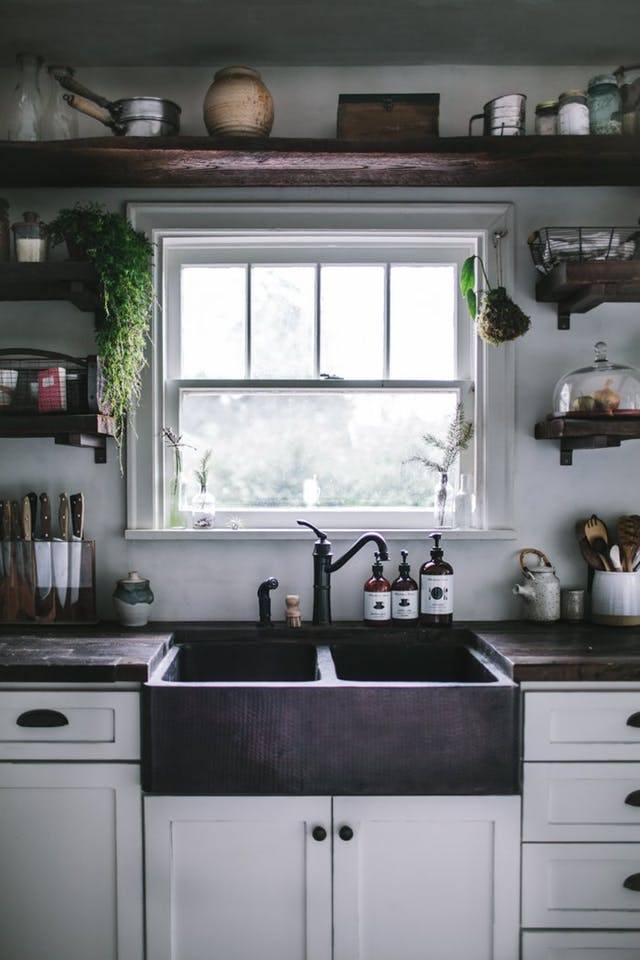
[192,449,215,529]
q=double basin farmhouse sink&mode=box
[143,629,518,795]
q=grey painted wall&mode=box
[1,64,638,622]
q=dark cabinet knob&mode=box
[625,790,640,807]
[312,826,327,842]
[339,825,354,841]
[627,712,640,728]
[17,709,68,728]
[623,873,640,891]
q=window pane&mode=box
[320,266,385,379]
[250,266,316,378]
[390,265,456,379]
[180,390,458,509]
[181,266,246,378]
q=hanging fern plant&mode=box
[48,203,153,464]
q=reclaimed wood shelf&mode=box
[535,415,640,465]
[0,413,115,463]
[536,260,640,329]
[0,261,98,311]
[2,135,640,188]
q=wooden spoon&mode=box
[584,514,613,571]
[618,515,640,573]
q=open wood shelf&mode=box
[2,135,640,188]
[536,260,640,329]
[0,261,98,311]
[0,413,115,463]
[535,414,640,464]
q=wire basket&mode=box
[0,350,101,415]
[528,227,640,274]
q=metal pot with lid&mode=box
[55,72,181,136]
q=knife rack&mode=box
[0,539,96,624]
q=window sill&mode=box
[124,527,517,541]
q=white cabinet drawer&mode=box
[0,691,140,760]
[522,931,640,959]
[523,762,640,841]
[524,691,640,760]
[522,843,640,928]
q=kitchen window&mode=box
[126,203,514,539]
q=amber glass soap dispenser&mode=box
[391,550,418,623]
[420,533,454,626]
[363,552,391,625]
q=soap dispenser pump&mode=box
[420,533,454,626]
[363,552,391,624]
[391,550,419,622]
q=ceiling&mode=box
[1,0,639,67]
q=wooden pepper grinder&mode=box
[285,595,302,628]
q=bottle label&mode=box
[392,590,418,620]
[420,575,454,615]
[364,591,391,622]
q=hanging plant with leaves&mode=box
[460,253,530,346]
[48,203,153,462]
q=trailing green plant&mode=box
[405,402,474,476]
[48,203,153,461]
[460,254,530,346]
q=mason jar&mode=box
[587,74,622,134]
[558,90,589,135]
[535,100,558,135]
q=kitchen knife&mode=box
[8,501,20,620]
[20,494,35,619]
[27,492,37,537]
[35,493,53,604]
[1,501,13,620]
[52,493,70,612]
[69,492,84,607]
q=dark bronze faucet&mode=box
[297,520,389,625]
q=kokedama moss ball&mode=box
[476,286,530,346]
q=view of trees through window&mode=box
[176,260,465,511]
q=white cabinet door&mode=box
[145,795,332,960]
[0,763,143,960]
[333,795,520,960]
[522,930,640,959]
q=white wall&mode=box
[1,63,638,622]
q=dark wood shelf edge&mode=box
[3,135,640,187]
[0,413,115,464]
[0,261,98,312]
[535,415,640,464]
[535,261,640,329]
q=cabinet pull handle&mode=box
[17,709,69,728]
[625,790,640,807]
[312,826,327,842]
[627,712,640,728]
[624,873,640,891]
[339,825,354,841]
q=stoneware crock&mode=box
[113,570,154,628]
[591,570,640,626]
[203,66,274,137]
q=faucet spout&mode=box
[329,532,389,573]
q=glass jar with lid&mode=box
[535,100,558,135]
[558,89,589,135]
[553,341,640,416]
[588,74,622,134]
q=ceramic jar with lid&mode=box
[587,74,622,134]
[535,100,558,135]
[203,66,274,137]
[113,571,154,627]
[12,211,47,262]
[512,548,561,622]
[558,89,589,135]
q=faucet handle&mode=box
[296,519,328,541]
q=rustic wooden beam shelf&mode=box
[0,413,115,463]
[2,135,640,188]
[536,260,640,329]
[535,415,640,465]
[0,262,98,312]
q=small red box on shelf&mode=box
[37,366,67,412]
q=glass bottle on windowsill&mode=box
[433,472,454,528]
[454,473,475,529]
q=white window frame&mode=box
[126,202,515,541]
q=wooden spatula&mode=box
[584,514,613,571]
[618,515,640,572]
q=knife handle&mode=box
[1,501,10,541]
[70,493,84,540]
[39,494,51,541]
[58,494,70,541]
[27,492,37,534]
[21,496,32,542]
[10,501,20,541]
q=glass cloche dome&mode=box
[553,341,640,416]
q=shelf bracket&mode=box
[556,283,607,330]
[54,432,108,464]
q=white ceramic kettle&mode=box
[513,548,561,622]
